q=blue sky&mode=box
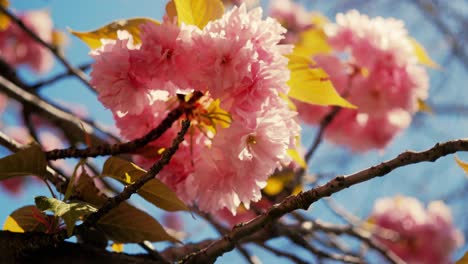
[1,0,467,262]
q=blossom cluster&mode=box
[90,5,300,213]
[294,10,429,151]
[269,0,314,44]
[0,10,54,73]
[370,196,464,264]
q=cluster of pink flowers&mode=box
[370,196,464,264]
[295,10,429,151]
[268,0,313,44]
[0,10,54,74]
[90,5,300,213]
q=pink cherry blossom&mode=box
[370,196,464,264]
[89,4,300,213]
[294,10,430,152]
[269,0,313,44]
[0,10,54,74]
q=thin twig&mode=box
[45,91,203,160]
[259,243,308,264]
[0,6,94,91]
[80,120,190,228]
[29,63,92,90]
[138,241,170,264]
[181,138,468,263]
[304,106,342,163]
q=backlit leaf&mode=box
[287,54,356,108]
[456,251,468,264]
[455,156,468,178]
[169,0,224,28]
[102,157,188,211]
[287,148,306,169]
[3,206,45,233]
[294,28,331,57]
[409,38,439,68]
[0,0,9,30]
[417,99,433,114]
[264,170,295,196]
[97,202,178,243]
[35,196,98,236]
[70,18,160,49]
[111,243,124,253]
[0,144,47,180]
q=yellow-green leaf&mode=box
[294,28,331,57]
[457,251,468,264]
[264,170,295,196]
[455,156,468,178]
[170,0,224,29]
[287,54,356,108]
[0,0,10,30]
[287,148,306,169]
[409,37,439,68]
[0,144,47,180]
[3,206,45,233]
[417,99,433,114]
[70,18,160,49]
[98,202,178,243]
[102,157,188,211]
[35,196,98,236]
[111,243,124,253]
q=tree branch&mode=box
[181,138,468,263]
[45,91,203,160]
[80,119,191,229]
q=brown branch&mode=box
[29,63,92,91]
[0,75,106,146]
[181,138,468,263]
[45,91,203,160]
[0,6,94,92]
[80,119,191,229]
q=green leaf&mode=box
[0,144,47,180]
[35,196,98,236]
[102,157,188,212]
[455,156,468,178]
[287,54,356,109]
[97,202,178,243]
[70,18,160,49]
[3,206,45,233]
[168,0,224,29]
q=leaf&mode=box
[294,28,331,57]
[65,159,86,202]
[287,54,356,108]
[456,251,468,264]
[417,99,433,114]
[169,0,224,29]
[3,206,45,233]
[35,196,98,236]
[264,170,295,196]
[0,144,47,180]
[70,17,160,49]
[287,148,306,169]
[409,38,439,68]
[97,202,178,243]
[0,0,9,30]
[75,169,107,206]
[455,156,468,178]
[102,157,188,211]
[111,243,124,253]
